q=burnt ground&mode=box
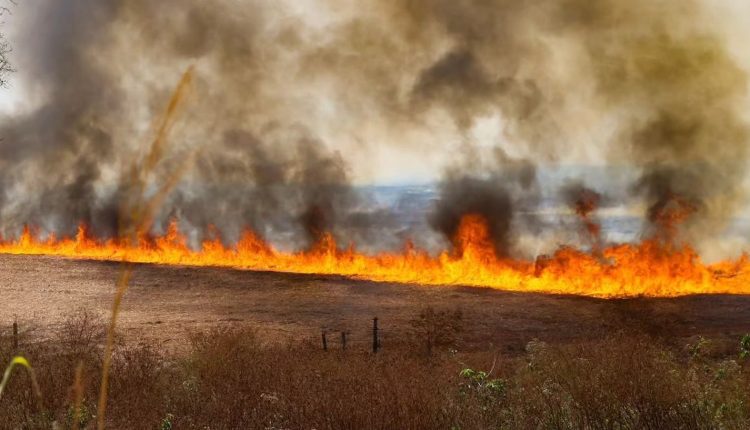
[1,254,750,353]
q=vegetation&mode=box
[0,310,749,429]
[0,35,9,86]
[0,1,13,87]
[409,306,463,355]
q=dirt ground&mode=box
[1,254,750,353]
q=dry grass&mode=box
[0,309,749,429]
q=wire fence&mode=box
[318,317,414,353]
[3,313,459,356]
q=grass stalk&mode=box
[96,67,194,430]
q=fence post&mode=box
[12,319,18,352]
[321,329,328,351]
[372,317,379,353]
[341,331,347,351]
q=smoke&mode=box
[570,3,750,245]
[0,1,124,237]
[561,181,604,254]
[363,0,749,249]
[430,148,539,257]
[168,128,358,249]
[0,0,378,249]
[0,0,747,255]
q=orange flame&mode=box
[1,214,749,298]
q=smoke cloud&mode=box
[0,0,747,255]
[368,0,749,249]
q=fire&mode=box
[1,214,749,298]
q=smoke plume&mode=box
[562,181,604,254]
[0,0,747,255]
[365,0,749,248]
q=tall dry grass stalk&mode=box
[96,66,195,430]
[71,361,84,430]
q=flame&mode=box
[1,214,749,298]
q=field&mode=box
[2,254,750,428]
[3,254,750,350]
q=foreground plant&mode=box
[739,334,750,359]
[0,356,41,405]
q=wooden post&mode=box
[321,330,328,351]
[12,319,18,351]
[341,331,347,351]
[372,317,379,353]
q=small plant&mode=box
[714,359,740,382]
[67,403,92,429]
[459,367,506,399]
[160,413,174,430]
[689,336,711,359]
[739,334,750,359]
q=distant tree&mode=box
[0,35,11,87]
[0,0,15,87]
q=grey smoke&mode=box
[0,0,746,256]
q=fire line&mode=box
[1,214,748,298]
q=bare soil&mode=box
[1,254,750,352]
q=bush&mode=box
[409,306,463,355]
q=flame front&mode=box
[1,215,749,298]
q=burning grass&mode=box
[1,214,749,298]
[1,310,750,429]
